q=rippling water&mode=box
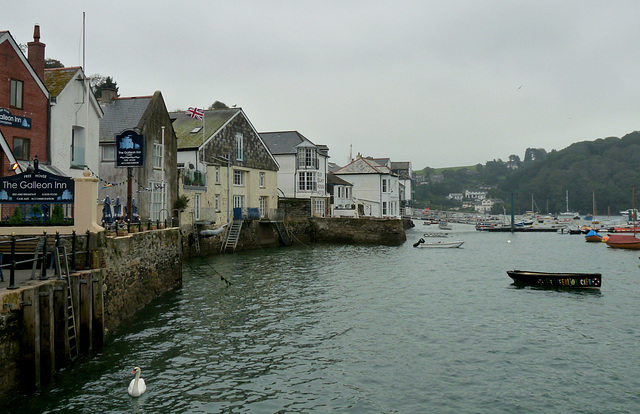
[4,222,640,413]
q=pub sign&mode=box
[116,130,145,167]
[0,170,74,203]
[0,107,32,130]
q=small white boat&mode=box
[413,238,464,248]
[438,221,452,230]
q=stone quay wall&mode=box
[98,228,182,335]
[308,217,407,245]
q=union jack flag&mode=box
[185,107,204,120]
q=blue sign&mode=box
[0,107,32,129]
[0,169,74,203]
[116,130,145,167]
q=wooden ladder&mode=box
[221,220,243,253]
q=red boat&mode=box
[605,234,640,249]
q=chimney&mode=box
[27,24,46,80]
[101,88,118,104]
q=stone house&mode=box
[44,66,103,179]
[98,90,178,222]
[172,108,278,227]
[260,131,330,217]
[333,156,400,218]
[0,25,49,174]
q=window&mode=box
[102,144,115,162]
[194,193,201,221]
[71,127,85,167]
[13,137,29,160]
[214,194,220,211]
[259,196,267,218]
[259,172,265,188]
[150,181,163,221]
[10,79,23,109]
[235,132,244,161]
[297,147,318,169]
[233,195,244,209]
[382,178,388,193]
[382,201,388,216]
[314,199,325,217]
[298,171,317,191]
[233,170,244,186]
[153,143,163,169]
[215,166,220,184]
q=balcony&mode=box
[183,170,206,190]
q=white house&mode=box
[260,131,330,217]
[44,66,103,178]
[465,190,487,200]
[333,156,400,218]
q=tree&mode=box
[90,75,119,98]
[45,58,64,68]
[209,101,229,110]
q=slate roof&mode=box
[170,108,241,150]
[334,157,392,175]
[99,96,152,141]
[44,67,81,96]
[260,131,329,157]
[327,173,353,186]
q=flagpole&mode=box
[202,108,205,167]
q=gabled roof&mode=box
[171,108,241,150]
[0,30,49,98]
[260,131,329,157]
[334,157,392,175]
[366,157,391,168]
[99,95,153,142]
[44,66,81,96]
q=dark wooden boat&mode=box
[507,270,601,289]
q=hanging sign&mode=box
[115,129,145,167]
[0,107,32,129]
[0,169,74,203]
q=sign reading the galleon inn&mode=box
[0,169,74,203]
[0,108,32,130]
[115,130,145,167]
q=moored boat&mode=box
[584,229,603,242]
[507,270,601,288]
[605,234,640,249]
[413,238,464,248]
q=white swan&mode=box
[128,366,147,397]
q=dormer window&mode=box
[297,147,318,169]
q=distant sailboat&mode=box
[559,190,579,217]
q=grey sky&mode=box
[10,1,640,168]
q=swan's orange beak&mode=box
[131,369,136,374]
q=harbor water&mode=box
[3,222,640,413]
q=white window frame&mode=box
[259,196,267,218]
[298,171,317,192]
[233,170,244,186]
[215,166,220,184]
[259,172,265,188]
[235,132,244,161]
[382,201,388,216]
[150,180,163,221]
[314,199,325,217]
[153,143,163,169]
[194,193,201,221]
[233,195,244,209]
[382,178,388,193]
[297,147,318,169]
[214,194,220,211]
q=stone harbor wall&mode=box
[309,217,406,245]
[99,228,182,335]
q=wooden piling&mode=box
[79,277,92,353]
[38,285,54,384]
[92,271,104,348]
[21,288,39,388]
[53,283,68,367]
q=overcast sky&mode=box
[9,1,640,169]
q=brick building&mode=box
[0,25,49,175]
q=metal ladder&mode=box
[192,215,200,254]
[273,221,293,246]
[221,220,243,253]
[56,246,78,361]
